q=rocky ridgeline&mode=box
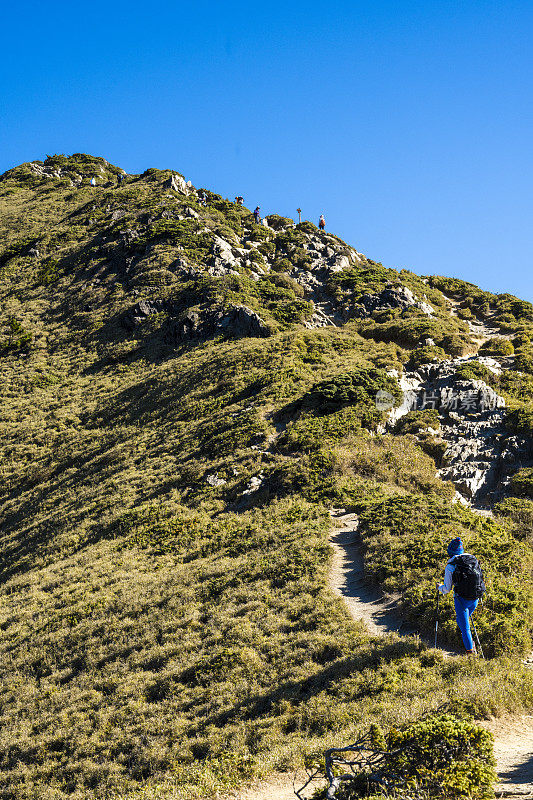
[113,168,438,336]
[388,357,532,506]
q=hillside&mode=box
[0,154,533,799]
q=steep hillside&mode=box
[0,154,533,799]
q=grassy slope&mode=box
[0,156,533,799]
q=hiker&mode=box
[253,206,261,224]
[235,196,244,205]
[90,177,96,187]
[437,538,485,655]
[117,173,125,186]
[319,214,326,230]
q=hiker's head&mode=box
[447,538,464,557]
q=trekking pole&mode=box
[470,618,485,659]
[434,589,440,648]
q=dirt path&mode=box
[224,773,302,800]
[483,716,533,797]
[328,512,407,636]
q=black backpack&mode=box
[452,554,485,600]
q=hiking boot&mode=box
[465,647,477,657]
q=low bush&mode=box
[265,214,294,230]
[408,345,447,368]
[296,220,318,234]
[494,497,533,542]
[509,468,533,499]
[331,714,495,799]
[455,361,495,383]
[396,409,440,434]
[479,337,514,356]
[306,368,402,414]
[505,406,533,435]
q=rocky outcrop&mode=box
[389,357,532,504]
[165,173,191,195]
[354,285,434,318]
[122,299,170,330]
[123,299,270,341]
[169,305,271,342]
[208,235,240,276]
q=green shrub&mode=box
[272,299,313,325]
[0,318,33,352]
[505,406,533,435]
[271,257,293,273]
[265,214,293,230]
[513,333,531,348]
[494,497,533,541]
[386,714,496,798]
[408,345,447,368]
[260,273,304,297]
[479,337,514,356]
[296,220,318,234]
[307,368,402,413]
[514,354,533,373]
[509,468,533,498]
[330,715,495,800]
[455,361,494,382]
[397,409,440,434]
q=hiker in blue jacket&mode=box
[437,537,485,655]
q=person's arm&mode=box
[437,562,454,594]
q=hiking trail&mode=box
[328,511,406,637]
[482,716,533,797]
[327,511,533,798]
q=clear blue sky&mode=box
[2,1,533,300]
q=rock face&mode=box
[169,305,271,342]
[208,235,240,276]
[355,286,434,318]
[166,173,190,195]
[123,300,270,341]
[389,357,532,504]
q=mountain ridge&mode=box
[1,153,533,799]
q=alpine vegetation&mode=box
[0,154,532,799]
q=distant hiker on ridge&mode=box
[437,538,485,655]
[90,177,96,187]
[235,196,244,205]
[253,206,261,224]
[319,214,326,230]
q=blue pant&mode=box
[454,594,478,650]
